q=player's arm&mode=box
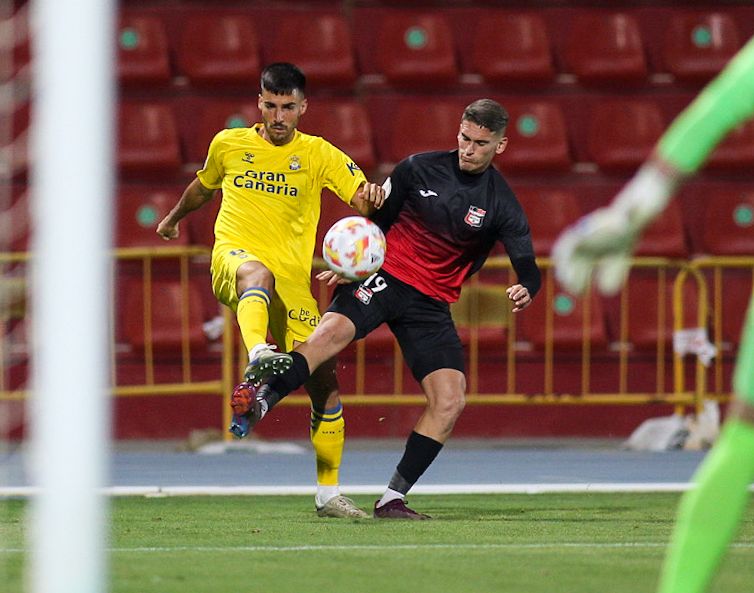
[349,181,385,217]
[553,35,754,295]
[156,178,216,241]
[507,256,541,312]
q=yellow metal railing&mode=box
[2,249,750,428]
[0,246,233,405]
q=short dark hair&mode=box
[260,63,306,95]
[462,99,509,134]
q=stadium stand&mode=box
[117,101,182,177]
[697,186,754,255]
[662,11,742,82]
[495,99,571,173]
[515,187,582,256]
[586,99,666,173]
[117,12,171,87]
[607,271,702,351]
[299,99,377,172]
[635,198,689,258]
[116,185,189,248]
[177,13,260,86]
[366,10,459,86]
[469,12,554,85]
[372,96,466,164]
[705,119,754,171]
[118,275,207,353]
[2,185,30,252]
[562,12,647,84]
[84,0,754,438]
[264,12,357,88]
[180,98,258,164]
[517,275,608,351]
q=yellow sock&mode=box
[310,403,344,487]
[236,287,270,353]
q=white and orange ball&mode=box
[322,216,386,281]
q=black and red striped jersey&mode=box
[372,150,539,303]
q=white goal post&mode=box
[28,1,115,592]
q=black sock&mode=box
[263,351,310,409]
[389,431,444,495]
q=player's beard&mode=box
[265,118,298,146]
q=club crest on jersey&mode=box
[289,155,301,170]
[464,206,486,228]
[242,152,254,164]
[354,284,373,305]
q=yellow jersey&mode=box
[197,124,367,282]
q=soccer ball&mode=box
[322,216,386,281]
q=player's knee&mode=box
[236,261,275,296]
[434,391,466,421]
[310,314,355,351]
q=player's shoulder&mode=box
[212,127,254,147]
[405,150,453,167]
[295,129,332,148]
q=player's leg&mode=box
[303,354,368,518]
[256,273,398,414]
[210,246,291,385]
[262,281,366,518]
[658,300,754,593]
[374,296,466,520]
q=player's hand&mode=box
[552,161,677,296]
[506,284,532,312]
[552,206,636,296]
[357,182,386,210]
[316,269,352,286]
[156,218,179,241]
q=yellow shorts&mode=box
[210,244,320,351]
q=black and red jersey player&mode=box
[232,99,541,519]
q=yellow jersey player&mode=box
[157,63,384,518]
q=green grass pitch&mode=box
[2,493,753,593]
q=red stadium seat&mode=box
[1,185,30,252]
[265,13,356,87]
[0,4,30,84]
[118,102,181,176]
[470,13,554,84]
[116,186,188,248]
[705,120,754,172]
[183,99,257,164]
[518,275,608,350]
[586,100,665,173]
[496,100,571,173]
[605,271,701,351]
[384,98,465,163]
[177,14,260,86]
[698,187,754,255]
[563,12,647,84]
[374,13,458,86]
[117,13,171,86]
[634,199,688,257]
[300,100,377,171]
[184,98,374,172]
[515,187,582,257]
[662,12,741,82]
[119,276,206,352]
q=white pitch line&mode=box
[0,482,708,498]
[2,542,754,554]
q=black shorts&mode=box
[328,270,465,383]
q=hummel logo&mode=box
[419,189,438,198]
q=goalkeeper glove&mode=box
[552,160,681,295]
